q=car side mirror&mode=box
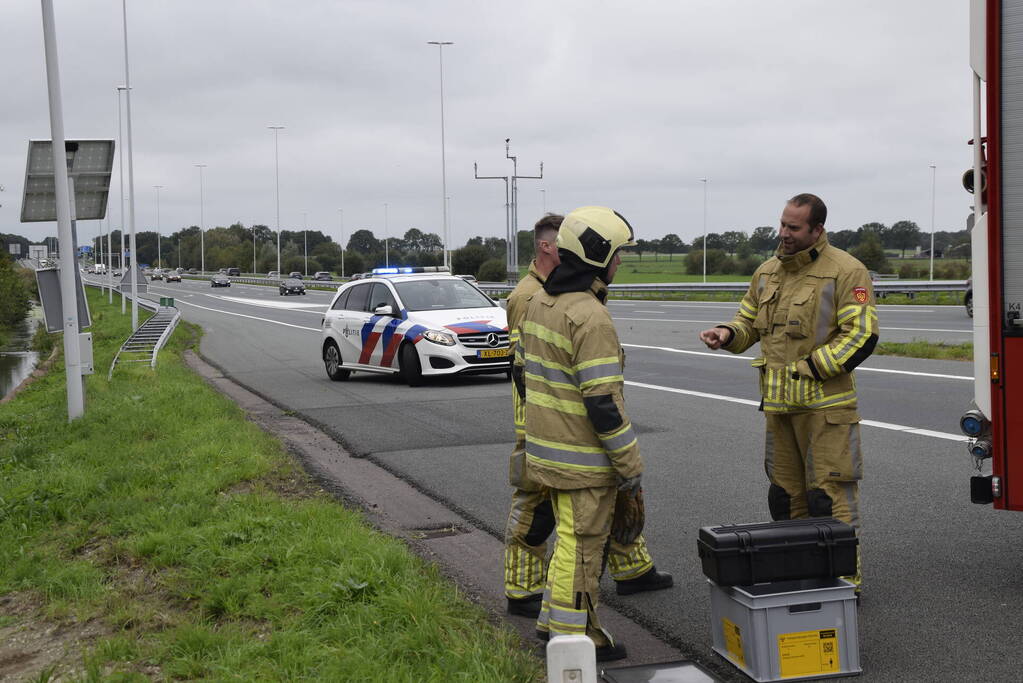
[373,304,395,316]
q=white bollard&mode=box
[546,635,598,683]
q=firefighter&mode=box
[515,206,665,661]
[504,214,672,619]
[699,193,878,590]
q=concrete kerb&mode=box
[182,348,689,670]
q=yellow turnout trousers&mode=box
[764,409,863,585]
[536,486,617,647]
[504,486,654,599]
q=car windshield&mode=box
[394,278,495,311]
[284,279,302,286]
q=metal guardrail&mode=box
[475,279,969,297]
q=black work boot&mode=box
[595,642,628,662]
[615,566,674,595]
[507,594,542,618]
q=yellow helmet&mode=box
[556,206,637,268]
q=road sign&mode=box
[29,244,48,261]
[36,266,91,332]
[117,265,149,294]
[20,139,114,223]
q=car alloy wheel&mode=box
[323,341,350,381]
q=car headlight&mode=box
[422,329,456,346]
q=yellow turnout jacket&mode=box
[720,233,879,414]
[517,279,642,490]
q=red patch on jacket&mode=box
[853,286,868,303]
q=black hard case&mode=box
[697,518,858,586]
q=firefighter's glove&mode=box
[611,488,646,546]
[617,473,642,495]
[788,359,814,380]
[511,363,525,400]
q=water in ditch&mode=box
[1,306,44,400]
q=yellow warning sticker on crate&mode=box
[778,628,839,678]
[722,617,745,667]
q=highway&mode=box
[95,275,1022,681]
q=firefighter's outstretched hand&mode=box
[617,473,642,495]
[699,327,729,349]
[611,487,645,546]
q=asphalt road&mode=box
[96,276,1022,681]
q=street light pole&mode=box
[120,0,139,330]
[303,211,308,275]
[338,208,345,277]
[384,202,389,267]
[153,185,163,268]
[195,164,207,273]
[699,177,708,283]
[268,125,284,274]
[427,41,453,269]
[929,163,937,281]
[117,86,127,313]
[540,188,546,214]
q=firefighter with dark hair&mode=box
[504,214,672,621]
[699,193,878,590]
[515,206,669,661]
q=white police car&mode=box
[320,267,510,386]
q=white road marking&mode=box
[884,326,970,333]
[625,380,969,442]
[213,295,326,312]
[174,299,320,332]
[620,343,972,380]
[615,317,721,324]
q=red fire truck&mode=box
[961,0,1023,509]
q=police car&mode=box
[320,267,510,386]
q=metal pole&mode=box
[428,41,453,268]
[252,223,256,274]
[154,185,162,269]
[384,203,389,267]
[106,205,112,302]
[196,164,206,273]
[303,211,308,275]
[121,0,139,331]
[699,178,708,283]
[117,86,126,313]
[541,188,546,214]
[40,0,84,420]
[474,161,511,280]
[505,140,542,280]
[338,208,345,277]
[268,125,284,274]
[929,164,937,280]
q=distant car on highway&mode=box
[267,270,280,279]
[175,267,185,273]
[965,277,973,318]
[288,271,303,279]
[279,278,306,295]
[165,272,181,282]
[210,274,231,287]
[319,267,509,386]
[188,268,198,274]
[226,267,241,276]
[313,271,333,281]
[150,269,164,281]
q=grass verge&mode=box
[875,339,973,361]
[0,287,540,682]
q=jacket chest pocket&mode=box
[784,286,817,339]
[753,283,779,334]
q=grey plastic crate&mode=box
[708,577,861,682]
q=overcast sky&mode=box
[1,0,974,253]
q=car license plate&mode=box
[478,348,509,359]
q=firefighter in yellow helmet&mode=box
[515,206,665,661]
[504,214,672,620]
[699,193,878,590]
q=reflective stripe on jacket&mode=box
[519,279,642,490]
[507,262,545,488]
[720,233,879,414]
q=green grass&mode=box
[875,339,973,361]
[0,288,541,682]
